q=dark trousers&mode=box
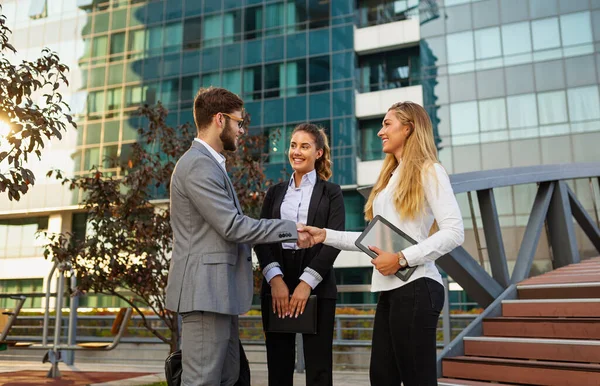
[262,297,336,386]
[369,278,445,386]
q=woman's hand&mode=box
[270,275,290,318]
[289,281,312,318]
[369,246,401,276]
[300,226,327,245]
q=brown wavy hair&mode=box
[364,102,439,221]
[291,123,332,181]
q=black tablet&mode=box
[354,215,418,281]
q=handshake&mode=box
[295,224,326,249]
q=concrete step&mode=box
[464,336,600,363]
[483,317,600,339]
[502,299,600,317]
[438,378,514,385]
[442,356,600,386]
[517,282,600,300]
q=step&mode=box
[517,282,600,299]
[502,299,600,317]
[521,273,600,285]
[438,378,514,386]
[483,317,600,339]
[442,356,600,386]
[464,336,600,363]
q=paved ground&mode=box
[0,361,370,385]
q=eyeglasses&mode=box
[219,112,245,129]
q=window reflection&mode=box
[358,47,420,92]
[359,118,383,161]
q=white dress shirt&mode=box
[194,138,226,171]
[324,163,464,292]
[263,170,321,289]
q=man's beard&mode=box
[220,121,237,151]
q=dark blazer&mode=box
[254,177,345,300]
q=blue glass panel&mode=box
[333,117,356,150]
[163,53,181,77]
[332,52,353,80]
[165,0,182,20]
[309,29,330,55]
[309,92,330,120]
[332,15,354,26]
[182,50,201,75]
[204,0,221,14]
[202,47,221,72]
[331,156,355,185]
[245,101,262,127]
[184,1,202,17]
[246,0,263,5]
[179,109,194,126]
[332,79,354,90]
[333,89,353,117]
[287,32,307,59]
[264,99,284,125]
[224,0,240,10]
[332,25,353,52]
[264,163,289,181]
[146,1,163,24]
[286,95,307,123]
[244,40,263,65]
[265,36,284,62]
[143,57,160,79]
[332,0,353,16]
[223,43,241,68]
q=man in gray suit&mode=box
[166,87,311,386]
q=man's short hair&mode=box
[193,87,244,132]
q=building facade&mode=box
[1,0,599,308]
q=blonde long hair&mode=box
[364,102,439,221]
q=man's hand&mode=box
[289,281,312,318]
[270,275,290,318]
[296,224,315,248]
[301,226,326,245]
[369,246,401,276]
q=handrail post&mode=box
[295,333,305,373]
[64,273,78,365]
[42,262,58,346]
[48,268,65,378]
[442,277,451,347]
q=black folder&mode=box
[264,295,317,334]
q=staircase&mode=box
[439,257,600,386]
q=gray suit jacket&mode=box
[165,141,298,315]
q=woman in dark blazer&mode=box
[254,123,345,386]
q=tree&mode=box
[44,104,273,353]
[0,5,76,201]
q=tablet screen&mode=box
[356,216,415,258]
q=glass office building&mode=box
[1,0,599,307]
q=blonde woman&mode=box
[301,102,464,386]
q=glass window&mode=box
[244,5,263,40]
[567,86,600,122]
[84,147,100,170]
[560,11,593,47]
[501,21,531,57]
[446,31,474,64]
[507,93,538,128]
[358,47,420,92]
[87,91,105,115]
[223,70,242,96]
[164,22,183,52]
[85,122,102,145]
[106,87,122,111]
[537,90,567,125]
[265,2,285,36]
[184,17,202,50]
[89,66,105,88]
[308,0,330,29]
[29,0,47,19]
[0,279,44,308]
[288,0,307,33]
[160,79,179,104]
[128,29,146,52]
[93,11,109,34]
[103,120,120,143]
[343,191,366,231]
[359,118,383,161]
[102,145,119,169]
[107,63,123,86]
[450,101,479,135]
[264,63,283,99]
[474,27,501,59]
[285,60,307,96]
[309,56,330,92]
[223,10,242,44]
[92,35,108,58]
[478,98,507,131]
[243,66,262,100]
[202,72,220,88]
[529,0,558,19]
[180,76,201,102]
[531,17,560,51]
[203,14,223,47]
[356,0,417,28]
[265,125,289,164]
[111,8,127,30]
[110,32,125,59]
[146,26,163,55]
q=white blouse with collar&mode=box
[324,163,464,292]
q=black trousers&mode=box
[261,297,336,386]
[369,278,445,386]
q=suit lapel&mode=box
[193,141,242,214]
[273,183,286,220]
[307,179,325,226]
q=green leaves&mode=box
[0,4,76,201]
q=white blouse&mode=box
[324,163,464,292]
